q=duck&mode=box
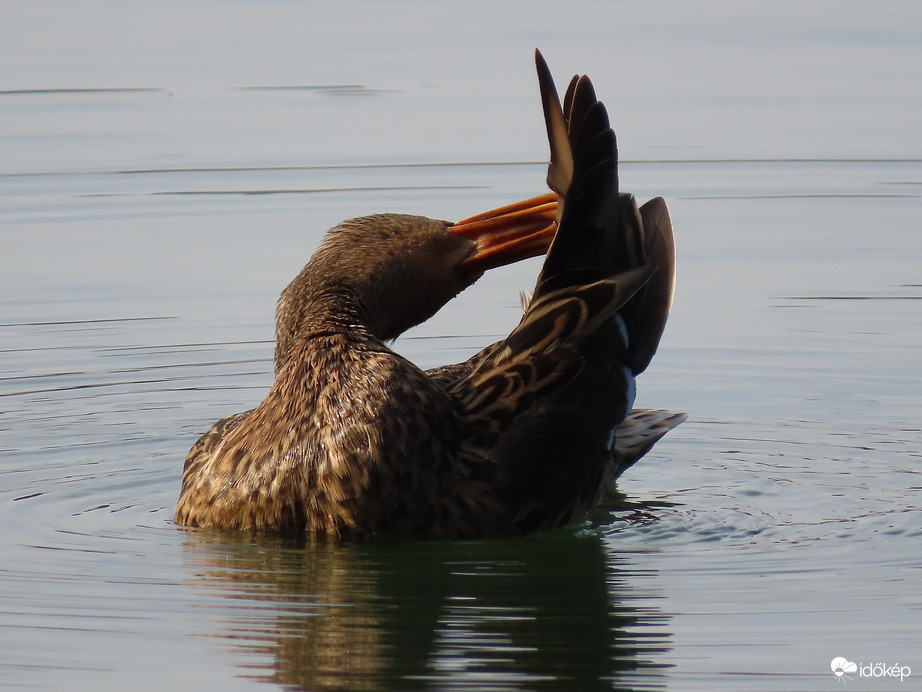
[175,50,685,538]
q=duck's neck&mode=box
[274,285,377,375]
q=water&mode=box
[2,2,921,690]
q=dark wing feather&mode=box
[447,52,649,445]
[535,49,676,375]
[446,269,651,445]
[436,52,682,531]
[628,196,676,373]
[535,49,573,206]
[534,54,621,289]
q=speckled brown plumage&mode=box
[175,51,685,538]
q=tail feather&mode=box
[609,409,688,480]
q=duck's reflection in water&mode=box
[182,529,671,690]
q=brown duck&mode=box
[175,51,684,538]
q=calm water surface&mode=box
[2,2,920,690]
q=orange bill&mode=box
[450,193,558,272]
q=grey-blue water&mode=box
[2,2,920,690]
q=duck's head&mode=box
[275,194,558,370]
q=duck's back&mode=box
[176,331,508,537]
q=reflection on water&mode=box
[182,530,670,690]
